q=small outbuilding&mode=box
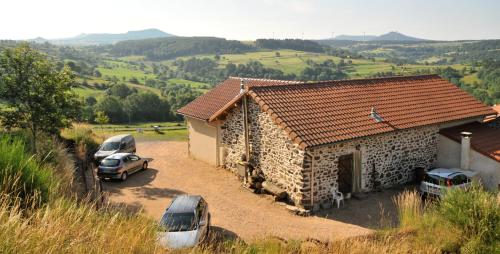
[437,119,500,190]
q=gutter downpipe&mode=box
[305,150,315,210]
[241,79,250,183]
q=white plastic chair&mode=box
[330,186,344,208]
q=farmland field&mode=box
[90,121,187,142]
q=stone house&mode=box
[178,75,497,209]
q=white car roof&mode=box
[428,168,478,178]
[104,153,132,159]
[104,134,132,143]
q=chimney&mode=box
[460,131,472,170]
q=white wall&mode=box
[436,134,499,190]
[186,117,218,165]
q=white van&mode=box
[94,134,136,161]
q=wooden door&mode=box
[338,154,353,194]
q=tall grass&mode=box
[61,123,103,153]
[0,132,167,253]
[438,183,499,253]
[393,190,423,228]
[0,136,57,207]
[391,187,499,253]
[0,196,166,254]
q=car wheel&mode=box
[420,192,427,201]
[120,172,128,181]
[142,161,148,171]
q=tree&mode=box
[95,96,126,123]
[106,83,134,98]
[85,96,97,106]
[0,44,80,152]
[94,111,109,129]
[129,77,139,84]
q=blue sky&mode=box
[1,0,499,40]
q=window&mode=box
[100,159,120,167]
[424,174,444,185]
[160,212,197,232]
[452,174,469,185]
[129,155,139,161]
[100,142,120,151]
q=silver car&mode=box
[97,153,148,181]
[158,195,210,249]
[94,134,136,161]
[419,168,478,198]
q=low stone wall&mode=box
[306,125,439,205]
[220,100,306,205]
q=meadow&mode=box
[71,48,476,102]
[87,121,187,142]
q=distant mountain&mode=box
[377,31,425,41]
[37,29,174,45]
[333,31,426,42]
[333,34,378,41]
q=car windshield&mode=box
[424,174,446,185]
[100,159,120,167]
[160,212,197,232]
[100,142,120,151]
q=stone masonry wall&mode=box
[220,97,439,208]
[220,100,306,205]
[305,125,439,205]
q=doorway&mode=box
[338,154,354,194]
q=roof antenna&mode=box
[370,106,384,123]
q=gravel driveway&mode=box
[104,141,372,241]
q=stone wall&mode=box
[306,125,439,205]
[220,99,306,205]
[220,96,439,208]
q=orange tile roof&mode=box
[440,122,500,162]
[493,105,500,115]
[177,77,301,121]
[248,75,496,148]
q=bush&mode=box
[438,183,499,253]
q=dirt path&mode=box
[104,141,372,241]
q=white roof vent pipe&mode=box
[460,131,472,170]
[370,106,384,123]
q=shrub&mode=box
[438,183,499,253]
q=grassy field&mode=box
[173,49,468,78]
[462,72,481,85]
[97,61,156,84]
[71,49,471,101]
[88,121,187,142]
